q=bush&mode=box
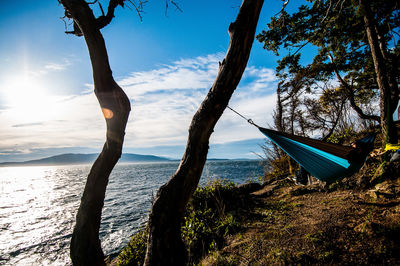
[182,179,241,263]
[117,227,147,266]
[117,179,243,265]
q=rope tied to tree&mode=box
[226,106,259,128]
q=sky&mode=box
[0,0,291,162]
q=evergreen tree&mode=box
[257,0,399,145]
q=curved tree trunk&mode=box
[144,0,264,265]
[360,0,398,144]
[59,1,131,265]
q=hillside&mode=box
[0,153,170,167]
[198,160,400,265]
[200,178,400,264]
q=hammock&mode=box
[226,106,376,183]
[258,127,376,183]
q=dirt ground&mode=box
[201,173,400,265]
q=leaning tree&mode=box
[59,0,131,265]
[59,0,264,265]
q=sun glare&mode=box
[4,73,57,122]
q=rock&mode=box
[373,180,399,199]
[390,150,400,162]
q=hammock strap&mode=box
[227,106,259,128]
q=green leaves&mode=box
[182,180,241,263]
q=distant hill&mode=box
[0,153,170,167]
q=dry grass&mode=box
[201,163,400,265]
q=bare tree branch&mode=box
[322,0,332,22]
[321,98,345,141]
[165,0,182,16]
[96,0,123,29]
[274,0,289,17]
[126,0,146,21]
[291,40,310,57]
[144,0,264,263]
[98,1,105,16]
[328,53,380,122]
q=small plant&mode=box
[117,227,148,266]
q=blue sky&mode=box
[0,0,291,162]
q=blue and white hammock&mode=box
[258,127,375,183]
[227,106,375,183]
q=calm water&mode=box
[0,160,264,265]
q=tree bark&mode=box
[144,0,264,265]
[274,82,284,132]
[59,1,131,265]
[359,0,398,144]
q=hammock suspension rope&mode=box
[227,106,258,128]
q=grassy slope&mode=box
[201,163,400,265]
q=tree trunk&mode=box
[360,0,398,144]
[59,1,131,265]
[144,0,264,265]
[274,82,284,132]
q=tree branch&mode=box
[126,0,146,21]
[165,0,183,16]
[274,0,289,18]
[328,53,380,122]
[291,40,310,57]
[96,0,123,29]
[322,0,332,22]
[321,98,345,141]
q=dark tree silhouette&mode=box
[144,0,264,264]
[59,0,131,265]
[59,0,264,265]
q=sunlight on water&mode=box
[0,161,264,265]
[0,165,89,265]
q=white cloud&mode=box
[44,61,70,71]
[28,59,72,77]
[119,53,223,97]
[211,93,277,144]
[120,53,277,149]
[0,53,277,157]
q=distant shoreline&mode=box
[0,153,170,167]
[0,153,261,167]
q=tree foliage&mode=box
[257,0,400,144]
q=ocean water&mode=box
[0,160,264,265]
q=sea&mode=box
[0,160,264,265]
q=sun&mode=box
[3,73,58,123]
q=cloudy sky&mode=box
[0,0,293,162]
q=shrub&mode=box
[117,179,243,265]
[182,179,241,263]
[117,227,147,266]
